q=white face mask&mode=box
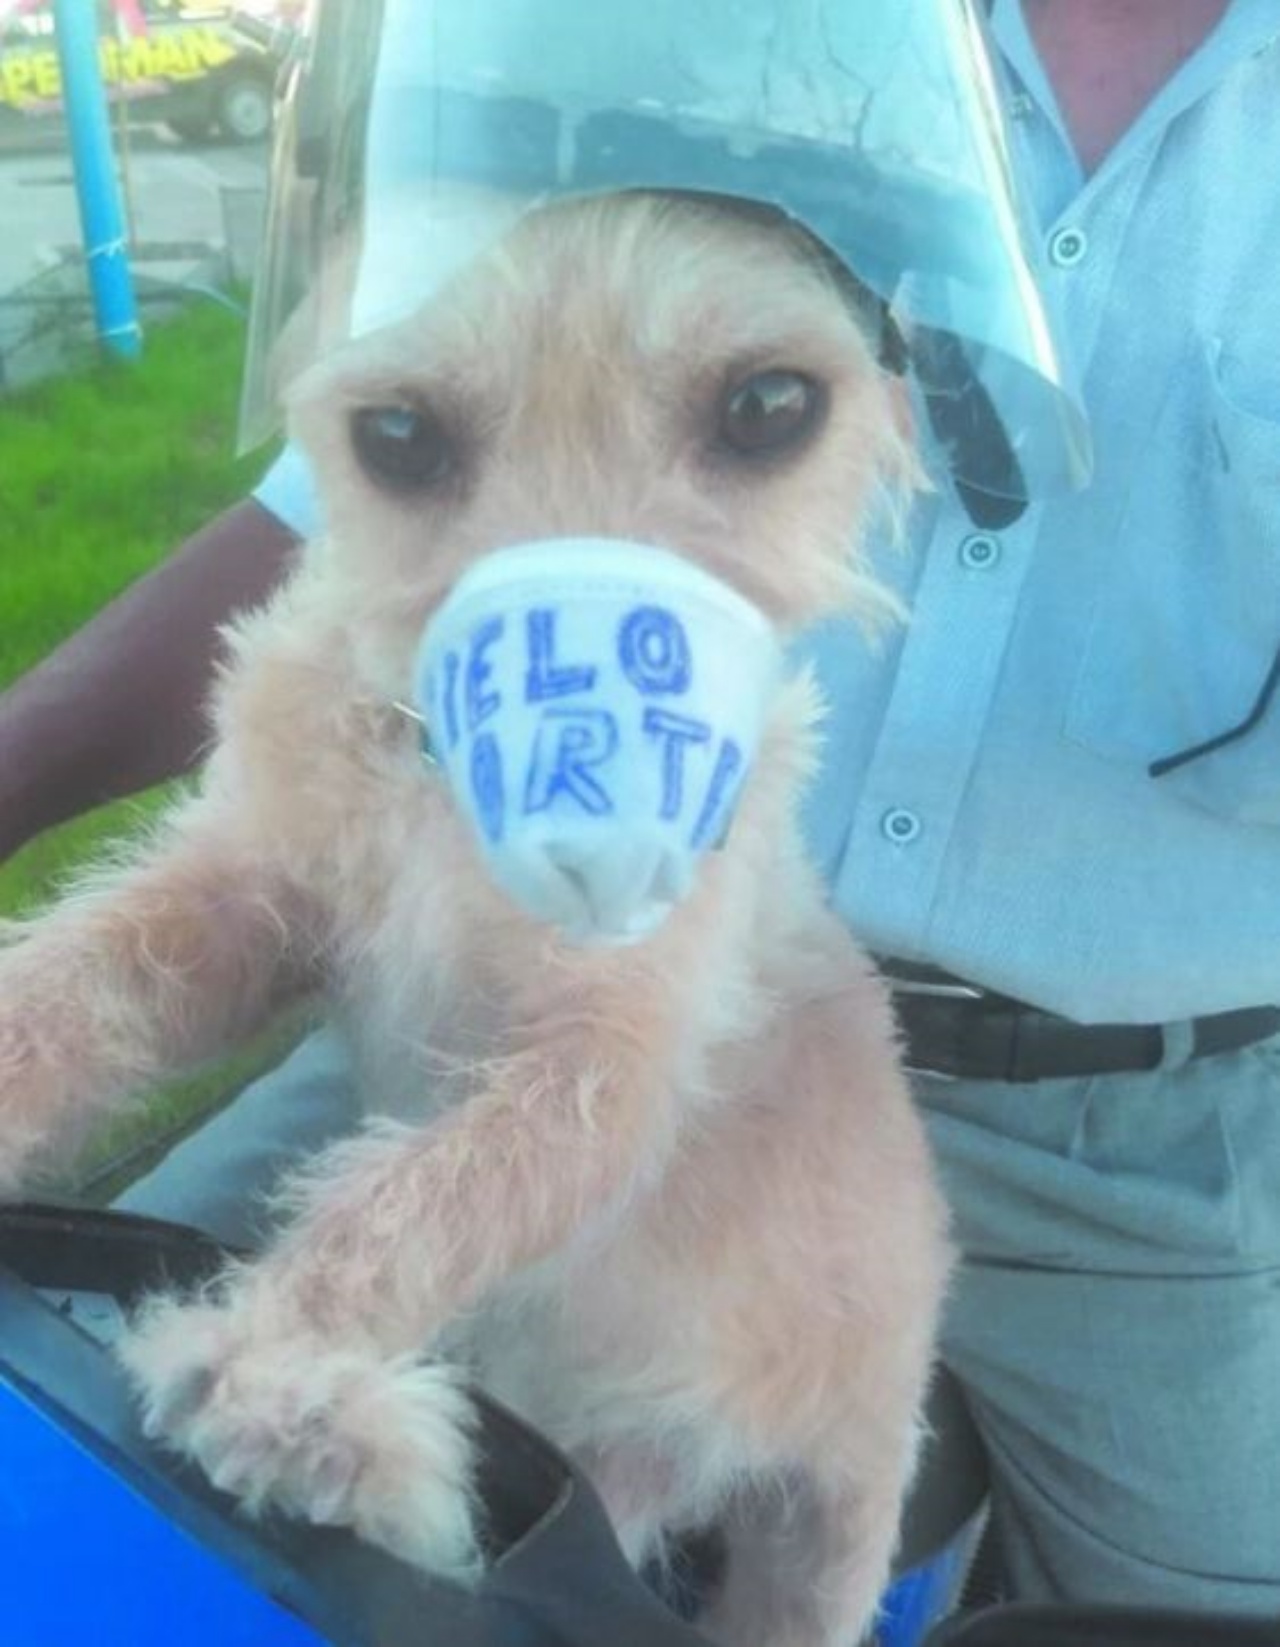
[413,539,785,946]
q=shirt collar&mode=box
[988,0,1280,193]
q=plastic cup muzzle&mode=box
[413,539,786,944]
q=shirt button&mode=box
[881,808,922,845]
[959,533,1001,570]
[1049,227,1088,268]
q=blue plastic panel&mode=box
[0,1377,328,1647]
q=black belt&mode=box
[878,960,1280,1085]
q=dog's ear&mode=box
[874,304,910,377]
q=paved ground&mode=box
[0,119,266,301]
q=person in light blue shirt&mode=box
[4,0,1277,1618]
[796,0,1280,1610]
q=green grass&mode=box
[1,300,302,1195]
[1,298,266,682]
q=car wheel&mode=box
[215,73,272,144]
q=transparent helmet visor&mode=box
[240,0,1091,504]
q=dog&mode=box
[0,194,951,1647]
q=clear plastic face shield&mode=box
[241,0,1091,510]
[240,0,1092,943]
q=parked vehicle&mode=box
[0,0,291,144]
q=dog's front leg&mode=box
[0,798,304,1194]
[278,1010,690,1333]
[119,971,693,1576]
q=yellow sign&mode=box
[0,23,238,109]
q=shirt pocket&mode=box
[1064,338,1280,825]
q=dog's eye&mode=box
[718,370,826,459]
[350,404,455,492]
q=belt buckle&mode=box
[891,979,985,1001]
[883,967,986,1082]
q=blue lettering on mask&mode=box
[618,606,691,696]
[470,731,505,843]
[690,737,743,849]
[440,649,462,749]
[524,709,619,817]
[642,708,712,821]
[439,594,756,858]
[466,617,505,731]
[525,609,598,701]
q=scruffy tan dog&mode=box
[0,196,950,1646]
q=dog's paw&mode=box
[117,1291,484,1582]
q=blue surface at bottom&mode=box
[0,1378,326,1647]
[876,1517,984,1647]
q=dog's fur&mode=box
[0,196,950,1646]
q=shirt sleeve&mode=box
[252,444,323,541]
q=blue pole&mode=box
[52,0,142,359]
